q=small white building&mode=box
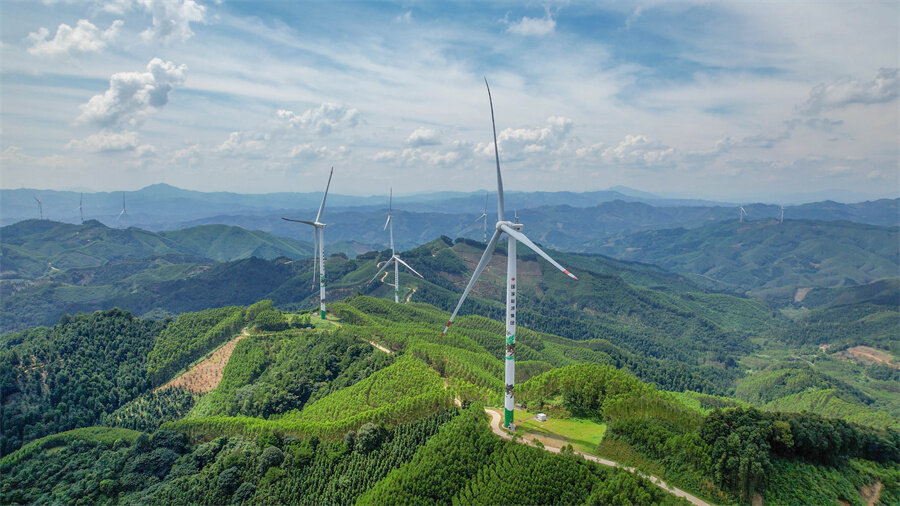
[536,413,548,422]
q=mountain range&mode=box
[4,185,896,237]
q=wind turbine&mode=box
[780,204,784,224]
[282,167,333,320]
[475,193,488,242]
[79,193,84,224]
[441,79,578,430]
[33,196,43,220]
[367,188,425,303]
[116,193,128,228]
[739,206,747,224]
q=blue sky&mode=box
[1,1,897,201]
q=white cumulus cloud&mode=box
[27,19,122,57]
[507,8,556,36]
[289,143,348,160]
[217,131,267,153]
[278,103,360,136]
[477,116,573,157]
[405,127,440,147]
[77,58,188,128]
[797,68,899,115]
[66,130,141,152]
[137,0,206,43]
[602,135,676,166]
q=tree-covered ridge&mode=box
[512,362,899,503]
[0,309,165,456]
[0,219,318,280]
[597,219,899,300]
[0,410,454,505]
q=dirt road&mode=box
[484,408,712,506]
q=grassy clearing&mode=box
[307,312,341,329]
[509,409,608,455]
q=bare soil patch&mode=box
[157,330,248,394]
[860,480,883,506]
[839,346,898,368]
[794,287,812,302]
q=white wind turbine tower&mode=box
[475,193,488,242]
[33,196,43,220]
[780,204,784,224]
[282,167,333,320]
[442,79,578,430]
[739,206,747,224]
[79,193,84,224]
[367,188,425,303]
[116,193,128,228]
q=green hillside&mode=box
[0,220,319,281]
[598,219,899,301]
[2,297,897,505]
[800,278,899,309]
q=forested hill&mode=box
[0,219,367,280]
[597,219,899,301]
[1,297,898,505]
[2,234,772,396]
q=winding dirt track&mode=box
[484,408,712,506]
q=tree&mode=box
[258,446,284,474]
[355,423,387,453]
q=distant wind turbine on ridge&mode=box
[475,193,488,242]
[283,167,333,320]
[79,193,84,224]
[33,196,43,220]
[116,193,128,228]
[739,206,747,224]
[780,204,784,224]
[442,79,578,431]
[367,188,425,303]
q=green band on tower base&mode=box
[320,310,326,320]
[504,408,514,428]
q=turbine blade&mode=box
[282,218,318,226]
[500,224,578,280]
[395,256,424,279]
[315,167,333,223]
[442,228,502,335]
[389,187,392,214]
[367,258,392,285]
[384,215,391,230]
[485,78,505,222]
[473,213,486,223]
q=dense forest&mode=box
[2,296,898,505]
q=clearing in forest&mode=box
[840,346,898,368]
[157,329,248,394]
[491,407,607,455]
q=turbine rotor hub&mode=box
[496,220,523,232]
